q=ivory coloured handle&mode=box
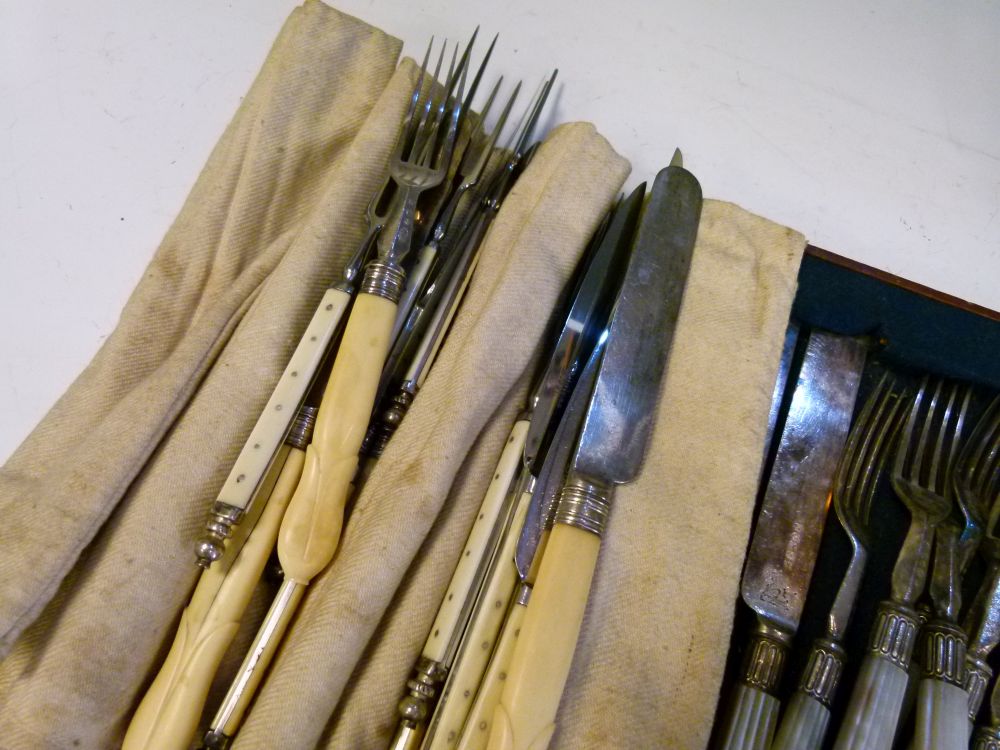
[423,420,529,664]
[771,691,829,750]
[486,523,600,750]
[278,292,397,583]
[913,678,969,750]
[456,601,526,750]
[833,653,910,750]
[426,491,530,749]
[714,683,780,750]
[391,242,437,345]
[123,448,305,750]
[215,287,350,516]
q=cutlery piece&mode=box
[124,406,316,750]
[364,73,555,460]
[389,35,501,347]
[835,377,970,750]
[485,152,702,750]
[395,186,644,750]
[202,38,471,748]
[715,330,867,750]
[951,397,1000,733]
[771,374,909,750]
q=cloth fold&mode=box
[0,4,806,749]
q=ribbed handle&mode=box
[913,678,969,750]
[771,692,830,750]
[714,684,779,750]
[833,654,910,750]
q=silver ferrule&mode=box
[553,476,612,537]
[515,581,532,607]
[919,619,967,688]
[868,600,920,670]
[362,386,416,459]
[741,619,792,695]
[285,405,318,450]
[360,260,406,303]
[201,730,232,750]
[195,502,244,568]
[396,656,448,728]
[798,638,846,708]
[967,655,993,720]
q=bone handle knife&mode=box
[124,444,306,750]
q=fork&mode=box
[202,38,473,748]
[953,396,1000,737]
[834,377,970,750]
[772,374,909,750]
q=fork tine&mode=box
[968,396,1000,498]
[896,376,927,480]
[394,38,434,162]
[836,375,888,503]
[406,40,448,162]
[859,384,910,524]
[463,33,498,115]
[919,378,944,484]
[514,70,558,157]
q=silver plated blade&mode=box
[740,330,867,633]
[572,161,702,485]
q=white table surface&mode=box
[2,0,998,463]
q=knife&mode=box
[714,329,866,750]
[483,153,702,750]
[416,187,644,750]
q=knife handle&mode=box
[714,619,790,750]
[124,447,306,750]
[456,594,527,750]
[912,620,968,750]
[714,684,780,750]
[196,286,351,565]
[278,290,397,584]
[425,420,529,665]
[424,492,530,750]
[771,638,845,750]
[486,520,601,750]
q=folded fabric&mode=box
[0,3,805,749]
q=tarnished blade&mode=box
[572,161,702,485]
[523,183,645,472]
[740,331,867,633]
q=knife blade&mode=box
[714,329,866,750]
[485,152,702,750]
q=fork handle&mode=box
[833,600,920,750]
[771,639,845,750]
[912,620,968,750]
[715,684,780,750]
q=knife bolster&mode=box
[361,259,406,303]
[868,600,921,670]
[554,475,610,537]
[741,620,792,696]
[798,638,847,708]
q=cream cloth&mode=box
[0,3,805,749]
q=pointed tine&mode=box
[500,79,539,152]
[477,77,503,132]
[463,32,497,113]
[860,384,909,524]
[896,376,928,479]
[515,69,558,157]
[837,375,886,502]
[396,37,434,159]
[917,378,944,483]
[940,386,971,492]
[408,41,446,161]
[844,377,891,510]
[970,397,1000,495]
[447,28,476,102]
[930,382,958,491]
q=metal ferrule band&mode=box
[553,476,611,537]
[396,656,448,726]
[966,655,992,721]
[868,600,920,670]
[360,260,406,303]
[285,405,318,450]
[741,624,791,695]
[973,725,1000,750]
[919,620,967,687]
[798,638,846,708]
